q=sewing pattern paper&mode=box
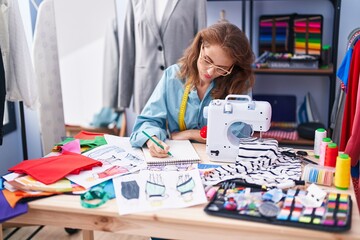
[66,143,145,189]
[113,168,207,215]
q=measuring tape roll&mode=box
[178,84,191,131]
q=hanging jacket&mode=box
[0,0,38,108]
[340,41,360,160]
[117,0,207,114]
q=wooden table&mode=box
[1,143,360,240]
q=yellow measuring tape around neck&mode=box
[178,84,191,131]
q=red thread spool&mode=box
[324,143,338,167]
[200,126,207,139]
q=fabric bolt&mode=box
[202,138,302,187]
[117,0,207,114]
[0,190,28,223]
[340,41,360,152]
[0,0,38,108]
[8,151,103,184]
[32,0,65,154]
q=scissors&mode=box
[281,150,318,165]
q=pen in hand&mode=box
[142,130,173,157]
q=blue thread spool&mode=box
[302,164,335,186]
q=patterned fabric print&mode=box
[203,138,302,187]
[352,177,360,213]
[262,129,299,141]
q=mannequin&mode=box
[115,0,207,114]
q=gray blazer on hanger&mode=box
[117,0,207,114]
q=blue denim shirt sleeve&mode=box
[130,64,214,147]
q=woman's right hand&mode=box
[146,136,171,158]
[171,130,206,143]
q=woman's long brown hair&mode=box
[178,22,255,99]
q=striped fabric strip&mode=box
[203,138,302,187]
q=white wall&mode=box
[55,0,116,126]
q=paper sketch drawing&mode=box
[121,180,140,200]
[66,144,145,189]
[145,173,168,206]
[113,168,207,215]
[177,174,195,202]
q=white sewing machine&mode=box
[203,94,272,163]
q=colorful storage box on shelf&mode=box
[258,15,293,55]
[294,15,323,56]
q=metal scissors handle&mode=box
[281,150,318,165]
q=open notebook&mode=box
[142,140,201,166]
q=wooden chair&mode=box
[65,111,127,137]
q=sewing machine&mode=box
[203,95,272,163]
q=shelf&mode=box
[253,64,333,75]
[208,0,341,128]
[254,132,314,147]
[277,137,314,147]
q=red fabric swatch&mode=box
[8,151,102,184]
[74,130,104,140]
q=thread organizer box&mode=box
[204,181,352,232]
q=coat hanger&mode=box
[347,27,360,49]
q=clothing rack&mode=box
[347,27,360,49]
[19,102,28,160]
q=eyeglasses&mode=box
[199,45,234,76]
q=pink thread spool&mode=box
[319,137,332,166]
[324,143,338,167]
[314,128,327,158]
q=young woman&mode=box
[130,22,255,157]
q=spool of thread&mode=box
[302,164,334,186]
[335,153,351,190]
[324,143,338,167]
[206,186,218,200]
[319,137,332,166]
[314,128,327,158]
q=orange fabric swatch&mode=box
[2,189,56,208]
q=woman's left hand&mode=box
[171,130,206,143]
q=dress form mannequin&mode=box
[116,0,207,114]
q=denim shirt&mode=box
[130,64,214,147]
